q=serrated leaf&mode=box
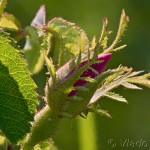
[121,82,142,90]
[127,75,150,88]
[89,67,150,105]
[0,0,7,16]
[0,34,38,143]
[47,18,89,66]
[0,12,21,30]
[127,71,144,78]
[89,68,129,104]
[99,18,109,44]
[104,92,127,103]
[103,9,129,54]
[24,26,44,74]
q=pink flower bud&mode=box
[68,53,112,96]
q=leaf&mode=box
[127,73,150,88]
[55,58,76,83]
[98,18,112,49]
[0,34,38,143]
[121,82,142,90]
[43,53,56,85]
[127,70,144,78]
[31,5,46,27]
[89,67,130,104]
[89,67,150,105]
[91,36,96,48]
[24,26,44,74]
[24,5,47,74]
[103,9,129,54]
[0,0,7,16]
[47,18,89,66]
[88,107,112,118]
[112,44,127,52]
[0,12,21,30]
[104,92,127,103]
[64,71,111,116]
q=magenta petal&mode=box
[91,53,112,75]
[68,53,112,96]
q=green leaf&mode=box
[0,0,7,16]
[104,92,127,103]
[89,67,150,105]
[103,9,129,54]
[55,58,76,83]
[88,107,112,118]
[127,73,150,88]
[121,82,142,90]
[43,53,56,85]
[98,18,112,49]
[24,5,47,74]
[47,18,89,66]
[0,12,21,30]
[91,36,96,48]
[0,34,38,143]
[24,26,44,74]
[64,71,111,116]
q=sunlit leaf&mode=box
[104,92,127,103]
[121,82,142,90]
[0,12,21,30]
[0,33,38,143]
[47,18,89,67]
[0,0,7,16]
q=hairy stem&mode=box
[23,105,62,150]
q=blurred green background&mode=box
[5,0,150,150]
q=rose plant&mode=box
[0,1,150,150]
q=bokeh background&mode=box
[5,0,150,150]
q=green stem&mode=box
[23,105,62,150]
[78,113,97,150]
